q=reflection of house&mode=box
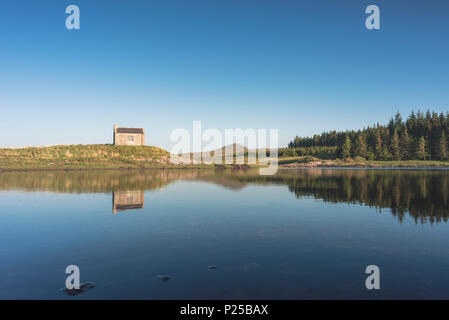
[113,125,145,146]
[112,191,145,214]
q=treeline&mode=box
[288,110,449,161]
[278,146,337,159]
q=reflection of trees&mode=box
[235,169,449,224]
[1,168,448,224]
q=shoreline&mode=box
[2,164,449,172]
[2,144,449,172]
[280,159,449,169]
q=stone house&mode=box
[113,125,145,146]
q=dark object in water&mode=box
[208,265,217,270]
[60,282,96,296]
[157,275,172,281]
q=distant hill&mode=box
[188,143,249,160]
[219,143,248,155]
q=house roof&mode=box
[116,127,144,134]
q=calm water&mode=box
[1,168,449,299]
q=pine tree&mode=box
[381,145,392,160]
[400,127,411,160]
[416,137,427,160]
[287,110,449,162]
[438,131,447,160]
[391,128,400,160]
[341,135,352,158]
[375,130,382,160]
[394,111,403,127]
[354,133,367,158]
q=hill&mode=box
[0,144,171,170]
[188,143,249,160]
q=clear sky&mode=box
[1,0,448,149]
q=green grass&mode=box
[354,160,449,168]
[278,156,320,165]
[278,155,449,168]
[0,144,171,170]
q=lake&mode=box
[1,168,449,299]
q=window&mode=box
[127,135,134,141]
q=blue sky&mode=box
[1,0,448,149]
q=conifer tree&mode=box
[354,133,367,158]
[438,131,447,160]
[341,135,352,158]
[391,128,400,160]
[400,127,411,160]
[375,130,382,160]
[381,145,392,160]
[416,137,427,160]
[287,110,449,161]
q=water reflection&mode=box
[112,190,144,214]
[0,168,448,223]
[237,169,449,224]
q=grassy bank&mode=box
[0,144,173,170]
[278,156,449,168]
